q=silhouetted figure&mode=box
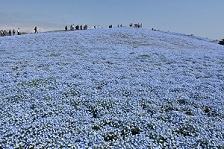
[129,23,133,27]
[70,24,74,30]
[65,26,67,31]
[3,30,6,36]
[34,26,38,33]
[109,25,112,28]
[17,28,20,35]
[9,30,11,36]
[13,29,15,35]
[75,25,79,30]
[83,24,88,30]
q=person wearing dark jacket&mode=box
[34,26,38,33]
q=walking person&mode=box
[34,26,38,33]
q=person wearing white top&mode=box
[17,28,20,35]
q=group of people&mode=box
[0,26,38,37]
[0,28,20,36]
[129,23,143,28]
[108,23,142,29]
[65,24,88,31]
[117,24,123,27]
[1,23,144,37]
[65,23,143,31]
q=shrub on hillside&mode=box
[219,39,224,45]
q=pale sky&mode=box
[0,0,223,40]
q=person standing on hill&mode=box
[9,30,11,36]
[34,26,38,33]
[13,29,15,35]
[17,28,20,35]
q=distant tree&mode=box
[219,39,224,45]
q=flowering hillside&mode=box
[0,27,224,148]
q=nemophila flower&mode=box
[0,28,223,148]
